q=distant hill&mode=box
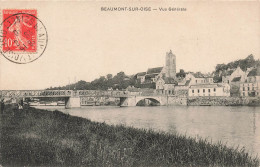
[213,55,260,82]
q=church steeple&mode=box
[165,50,176,78]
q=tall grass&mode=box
[0,105,259,166]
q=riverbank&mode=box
[0,105,259,166]
[188,96,260,106]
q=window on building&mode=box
[196,80,197,83]
[192,90,194,93]
[214,88,216,92]
[203,89,205,93]
[248,87,250,91]
[243,92,245,96]
[243,87,245,91]
[208,89,210,93]
[198,89,200,93]
[169,90,171,94]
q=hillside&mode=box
[213,55,260,82]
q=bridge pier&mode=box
[65,97,81,109]
[120,97,137,107]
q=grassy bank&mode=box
[0,105,259,167]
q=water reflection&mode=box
[36,105,260,156]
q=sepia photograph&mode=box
[0,1,259,166]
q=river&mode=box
[35,105,260,156]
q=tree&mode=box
[106,74,113,80]
[176,69,186,78]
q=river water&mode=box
[36,105,260,156]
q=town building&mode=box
[145,67,163,83]
[155,77,175,95]
[240,67,260,97]
[174,80,191,96]
[188,83,230,97]
[185,72,214,85]
[221,66,255,97]
[136,72,146,83]
[222,67,247,84]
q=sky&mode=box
[0,1,259,90]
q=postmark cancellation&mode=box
[0,9,48,64]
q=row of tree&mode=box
[47,72,136,90]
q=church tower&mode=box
[165,50,176,78]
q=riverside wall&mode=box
[167,96,187,106]
[187,96,260,106]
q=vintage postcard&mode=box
[0,1,259,166]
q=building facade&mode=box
[240,68,260,97]
[188,84,230,97]
[156,77,175,95]
[136,72,146,83]
[222,67,247,84]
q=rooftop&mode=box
[231,77,241,82]
[164,77,176,84]
[147,67,163,74]
[190,84,223,88]
[190,72,213,78]
[136,72,146,77]
[145,73,158,79]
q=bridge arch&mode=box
[136,97,161,106]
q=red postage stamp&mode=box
[2,9,37,52]
[0,9,47,64]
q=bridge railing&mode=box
[0,90,73,98]
[77,90,129,97]
[0,90,131,98]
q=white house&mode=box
[189,83,230,97]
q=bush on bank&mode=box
[0,105,259,167]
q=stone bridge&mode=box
[0,90,187,108]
